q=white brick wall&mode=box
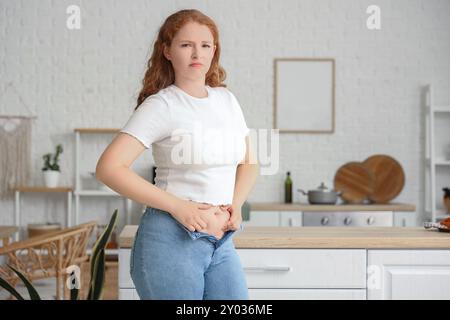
[1,0,450,229]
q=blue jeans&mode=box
[130,206,249,300]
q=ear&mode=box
[163,45,171,60]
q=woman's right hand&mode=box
[171,199,214,232]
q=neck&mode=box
[174,79,208,98]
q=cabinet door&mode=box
[279,211,303,226]
[249,289,366,300]
[119,288,140,300]
[119,249,134,288]
[393,211,416,227]
[243,211,280,227]
[368,250,450,300]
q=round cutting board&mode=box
[362,154,405,204]
[333,162,375,203]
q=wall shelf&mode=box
[75,190,121,196]
[424,84,450,222]
[74,128,131,228]
[12,186,73,241]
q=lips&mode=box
[189,63,203,67]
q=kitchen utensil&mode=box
[423,221,450,232]
[333,162,374,203]
[423,222,442,229]
[362,154,405,204]
[297,182,342,205]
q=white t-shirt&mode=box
[120,84,250,206]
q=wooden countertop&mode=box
[119,226,450,249]
[249,202,415,212]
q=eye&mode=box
[181,44,211,48]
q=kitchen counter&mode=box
[249,202,415,212]
[119,225,450,249]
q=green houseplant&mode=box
[42,144,63,188]
[0,209,118,300]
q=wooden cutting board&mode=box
[333,162,374,203]
[362,154,405,204]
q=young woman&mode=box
[96,9,259,300]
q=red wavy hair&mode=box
[135,9,227,110]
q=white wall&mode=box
[1,0,450,229]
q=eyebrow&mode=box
[178,40,212,44]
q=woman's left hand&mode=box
[220,204,242,231]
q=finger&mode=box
[230,220,240,229]
[197,217,208,230]
[198,203,213,210]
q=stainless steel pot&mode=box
[297,182,342,205]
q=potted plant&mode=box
[42,144,63,188]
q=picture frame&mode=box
[273,58,335,133]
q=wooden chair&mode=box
[0,221,97,300]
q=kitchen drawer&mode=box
[279,211,303,226]
[244,211,280,227]
[249,289,366,300]
[237,249,366,289]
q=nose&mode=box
[191,44,202,58]
[191,48,198,59]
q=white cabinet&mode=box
[279,212,302,226]
[248,289,366,300]
[119,247,450,300]
[119,288,140,300]
[393,211,416,227]
[243,211,280,227]
[118,248,367,300]
[368,250,450,300]
[119,249,134,289]
[118,288,367,300]
[244,211,301,227]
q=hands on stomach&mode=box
[195,204,231,240]
[170,199,231,240]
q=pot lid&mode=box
[315,182,331,192]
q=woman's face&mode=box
[164,22,216,82]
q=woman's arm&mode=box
[95,133,180,214]
[233,134,259,207]
[223,134,259,230]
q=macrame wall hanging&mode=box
[0,82,36,199]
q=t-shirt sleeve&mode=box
[120,96,171,149]
[228,91,250,137]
